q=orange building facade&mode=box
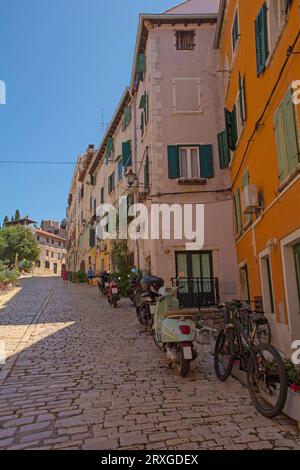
[215,0,300,353]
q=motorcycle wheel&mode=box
[176,348,190,377]
[113,297,117,308]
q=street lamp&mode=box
[125,168,137,188]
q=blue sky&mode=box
[0,0,177,225]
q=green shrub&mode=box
[22,260,34,273]
[77,270,87,283]
[0,268,19,286]
[285,360,300,387]
[71,272,78,283]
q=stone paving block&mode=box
[0,278,299,450]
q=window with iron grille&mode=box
[175,31,195,50]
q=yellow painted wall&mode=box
[220,0,300,326]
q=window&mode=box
[240,264,250,301]
[105,137,114,164]
[144,154,149,189]
[137,53,146,81]
[108,172,115,194]
[167,145,214,179]
[89,229,96,248]
[232,9,240,52]
[51,240,54,245]
[46,250,49,256]
[46,238,49,243]
[242,169,252,227]
[80,185,84,199]
[90,196,93,211]
[35,260,41,268]
[58,241,61,247]
[237,72,247,134]
[179,147,200,178]
[255,2,269,76]
[122,106,132,131]
[140,111,145,137]
[294,243,300,307]
[225,106,238,151]
[175,251,215,308]
[100,187,104,204]
[122,141,132,169]
[90,174,96,186]
[260,253,275,314]
[268,0,289,54]
[37,235,40,241]
[274,87,300,183]
[218,130,230,169]
[175,31,195,51]
[139,92,148,125]
[118,159,123,181]
[45,261,50,269]
[51,252,54,258]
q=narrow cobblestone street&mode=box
[0,277,299,450]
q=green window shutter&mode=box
[105,137,114,165]
[167,145,179,179]
[111,171,115,192]
[144,155,149,188]
[232,11,239,51]
[255,3,269,76]
[238,72,247,124]
[274,107,289,182]
[122,141,132,168]
[282,88,299,172]
[225,107,237,151]
[218,130,230,169]
[285,0,292,15]
[137,53,146,80]
[118,159,122,181]
[140,111,145,134]
[199,145,214,178]
[90,174,96,186]
[100,187,104,204]
[234,190,242,236]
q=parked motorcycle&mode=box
[97,271,110,296]
[135,275,164,328]
[152,284,197,377]
[107,278,121,308]
[129,275,141,305]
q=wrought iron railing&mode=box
[176,277,220,309]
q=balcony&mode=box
[177,277,220,309]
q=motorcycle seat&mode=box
[164,310,196,318]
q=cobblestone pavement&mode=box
[0,277,299,450]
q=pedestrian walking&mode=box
[62,269,68,285]
[87,266,95,285]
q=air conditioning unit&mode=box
[242,184,260,214]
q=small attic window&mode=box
[175,30,195,50]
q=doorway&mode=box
[175,251,218,307]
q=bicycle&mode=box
[214,300,287,418]
[238,301,272,345]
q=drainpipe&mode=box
[129,88,140,270]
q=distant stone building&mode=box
[41,220,67,239]
[32,229,67,276]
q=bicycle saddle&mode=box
[250,313,268,325]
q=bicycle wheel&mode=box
[247,343,287,418]
[214,328,234,381]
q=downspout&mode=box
[129,87,140,270]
